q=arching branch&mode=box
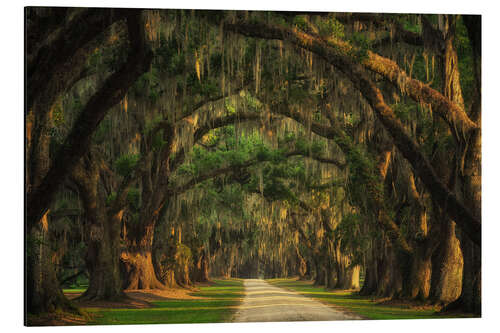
[27,10,154,229]
[223,19,480,246]
[223,19,477,136]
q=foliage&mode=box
[114,153,140,177]
[127,187,141,211]
[316,17,345,39]
[347,32,371,62]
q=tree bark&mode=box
[192,247,210,282]
[333,242,360,290]
[443,15,481,315]
[295,246,308,280]
[313,257,326,286]
[121,251,166,290]
[26,213,75,316]
[121,223,166,290]
[25,88,74,316]
[376,244,403,298]
[72,154,124,301]
[359,250,378,295]
[403,246,432,301]
[81,211,124,300]
[430,219,463,303]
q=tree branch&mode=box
[27,10,154,229]
[223,20,477,136]
[223,19,480,246]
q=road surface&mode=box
[232,279,362,322]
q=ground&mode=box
[28,277,467,326]
[233,279,362,322]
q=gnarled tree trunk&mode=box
[121,223,166,290]
[72,154,124,301]
[430,219,463,303]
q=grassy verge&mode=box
[62,288,87,294]
[85,279,244,325]
[267,278,468,320]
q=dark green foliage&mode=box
[392,103,415,122]
[127,187,141,211]
[336,213,367,265]
[348,32,371,62]
[155,35,186,76]
[455,16,476,104]
[132,68,163,102]
[292,15,309,31]
[114,153,140,177]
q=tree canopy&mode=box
[25,8,481,321]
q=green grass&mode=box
[63,288,87,294]
[267,278,466,320]
[85,279,244,325]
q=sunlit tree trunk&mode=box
[192,247,210,282]
[295,246,308,280]
[430,217,463,303]
[443,15,481,315]
[121,219,166,290]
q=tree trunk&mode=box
[403,245,432,301]
[72,154,125,300]
[25,100,74,316]
[326,259,337,289]
[360,242,378,295]
[360,259,378,295]
[152,233,178,288]
[376,244,402,298]
[80,211,124,300]
[442,15,481,315]
[80,213,125,300]
[430,219,463,303]
[121,251,166,290]
[295,247,308,280]
[121,224,166,290]
[192,248,210,282]
[26,216,75,316]
[335,250,360,290]
[313,258,326,286]
[459,236,481,314]
[402,180,432,301]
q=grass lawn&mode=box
[267,278,469,320]
[84,279,244,325]
[62,288,87,294]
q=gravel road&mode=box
[232,279,363,322]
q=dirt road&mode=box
[232,279,362,322]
